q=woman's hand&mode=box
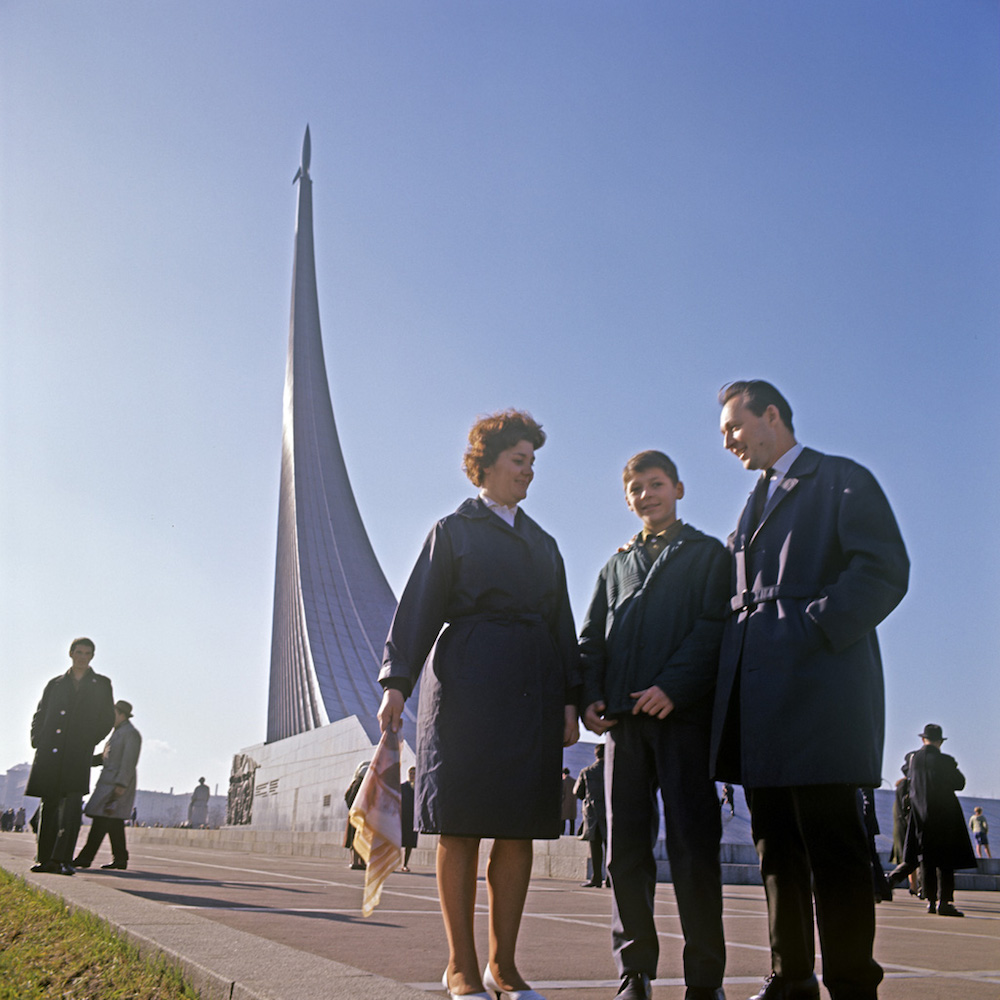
[378,688,404,734]
[562,705,580,747]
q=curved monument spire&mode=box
[268,128,410,744]
[292,124,310,184]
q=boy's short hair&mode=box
[69,637,95,655]
[622,450,679,487]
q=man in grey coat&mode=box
[73,700,141,871]
[713,381,909,1000]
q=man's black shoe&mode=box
[72,857,91,869]
[581,880,602,887]
[101,860,127,870]
[926,900,936,913]
[685,988,725,1000]
[748,972,819,1000]
[30,860,66,874]
[616,973,651,1000]
[937,902,964,917]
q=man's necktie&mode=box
[748,469,774,534]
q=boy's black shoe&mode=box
[616,973,651,1000]
[748,973,819,999]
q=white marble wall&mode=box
[235,716,415,833]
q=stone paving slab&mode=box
[0,835,426,1000]
[1,831,998,1000]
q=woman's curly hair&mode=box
[462,409,546,487]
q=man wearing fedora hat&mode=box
[72,700,142,871]
[886,724,977,916]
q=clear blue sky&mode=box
[2,2,997,799]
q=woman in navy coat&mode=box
[379,409,580,1000]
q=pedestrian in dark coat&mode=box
[343,760,369,870]
[26,637,115,874]
[888,724,977,916]
[574,744,607,887]
[714,381,909,1000]
[561,769,577,835]
[400,765,418,871]
[378,409,580,1000]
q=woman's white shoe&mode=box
[482,966,547,1000]
[441,970,493,999]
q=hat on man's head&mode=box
[115,700,134,718]
[919,723,945,742]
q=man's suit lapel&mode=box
[750,447,822,541]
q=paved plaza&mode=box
[2,831,998,1000]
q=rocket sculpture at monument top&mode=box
[266,127,413,745]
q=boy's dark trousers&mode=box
[606,712,725,990]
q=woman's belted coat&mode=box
[380,498,580,839]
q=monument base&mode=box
[227,715,414,833]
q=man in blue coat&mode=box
[581,450,731,1000]
[713,382,909,1000]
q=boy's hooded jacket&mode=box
[580,522,731,719]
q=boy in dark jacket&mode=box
[580,451,730,1000]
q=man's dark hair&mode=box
[69,637,95,655]
[595,743,605,759]
[622,450,679,487]
[718,380,794,434]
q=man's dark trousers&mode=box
[607,713,725,989]
[589,832,606,884]
[920,859,955,907]
[75,816,128,865]
[37,795,83,865]
[748,785,883,999]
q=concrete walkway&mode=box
[1,830,998,1000]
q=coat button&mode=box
[60,710,66,715]
[52,748,58,753]
[56,729,61,734]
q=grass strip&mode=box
[0,867,201,999]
